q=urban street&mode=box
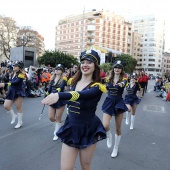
[0,80,170,170]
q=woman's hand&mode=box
[41,93,59,105]
[117,83,123,87]
[0,83,5,88]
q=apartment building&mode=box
[162,52,170,74]
[131,32,141,69]
[130,14,165,75]
[55,10,132,59]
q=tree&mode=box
[0,16,19,59]
[17,26,45,58]
[100,63,112,73]
[16,26,37,47]
[37,50,79,68]
[114,54,137,73]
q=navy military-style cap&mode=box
[80,49,100,65]
[113,60,125,70]
[130,75,136,79]
[55,64,65,72]
[13,61,24,69]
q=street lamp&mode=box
[21,35,26,66]
[81,7,96,52]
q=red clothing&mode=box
[138,76,143,83]
[142,75,148,83]
[100,71,106,79]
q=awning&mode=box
[100,47,123,55]
[86,45,123,55]
[86,45,108,53]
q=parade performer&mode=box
[124,75,141,129]
[102,60,128,158]
[42,49,107,170]
[46,64,67,141]
[0,61,25,129]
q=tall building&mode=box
[131,32,141,69]
[162,52,170,75]
[55,10,132,59]
[130,14,165,75]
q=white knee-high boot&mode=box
[53,122,62,141]
[15,113,23,129]
[106,130,112,148]
[111,134,121,158]
[130,115,135,130]
[125,111,130,125]
[8,109,17,124]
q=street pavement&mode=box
[0,80,170,170]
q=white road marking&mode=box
[0,120,48,140]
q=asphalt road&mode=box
[0,80,170,170]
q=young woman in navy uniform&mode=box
[102,60,128,158]
[46,64,67,141]
[42,49,107,170]
[124,75,141,129]
[0,61,25,128]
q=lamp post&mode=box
[21,35,26,66]
[81,7,96,53]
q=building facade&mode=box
[131,32,141,69]
[55,11,132,59]
[130,14,165,75]
[162,52,170,75]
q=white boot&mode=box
[8,109,17,124]
[125,111,130,125]
[15,113,23,129]
[130,115,135,130]
[106,130,112,148]
[111,134,121,158]
[53,122,62,141]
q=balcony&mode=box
[87,16,95,20]
[87,40,95,45]
[88,21,95,25]
[87,34,95,38]
[87,25,95,31]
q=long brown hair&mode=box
[108,68,125,83]
[71,63,101,87]
[50,70,63,85]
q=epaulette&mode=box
[18,73,25,79]
[67,78,73,85]
[90,83,107,93]
[63,76,67,81]
[105,77,109,83]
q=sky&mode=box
[0,0,170,50]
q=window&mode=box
[150,18,155,21]
[149,59,155,61]
[148,64,155,66]
[148,68,154,71]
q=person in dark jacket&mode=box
[0,61,26,129]
[102,60,128,158]
[42,49,107,170]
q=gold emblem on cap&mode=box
[86,50,91,54]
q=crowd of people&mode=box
[0,49,169,169]
[154,75,170,102]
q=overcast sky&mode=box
[0,0,169,50]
